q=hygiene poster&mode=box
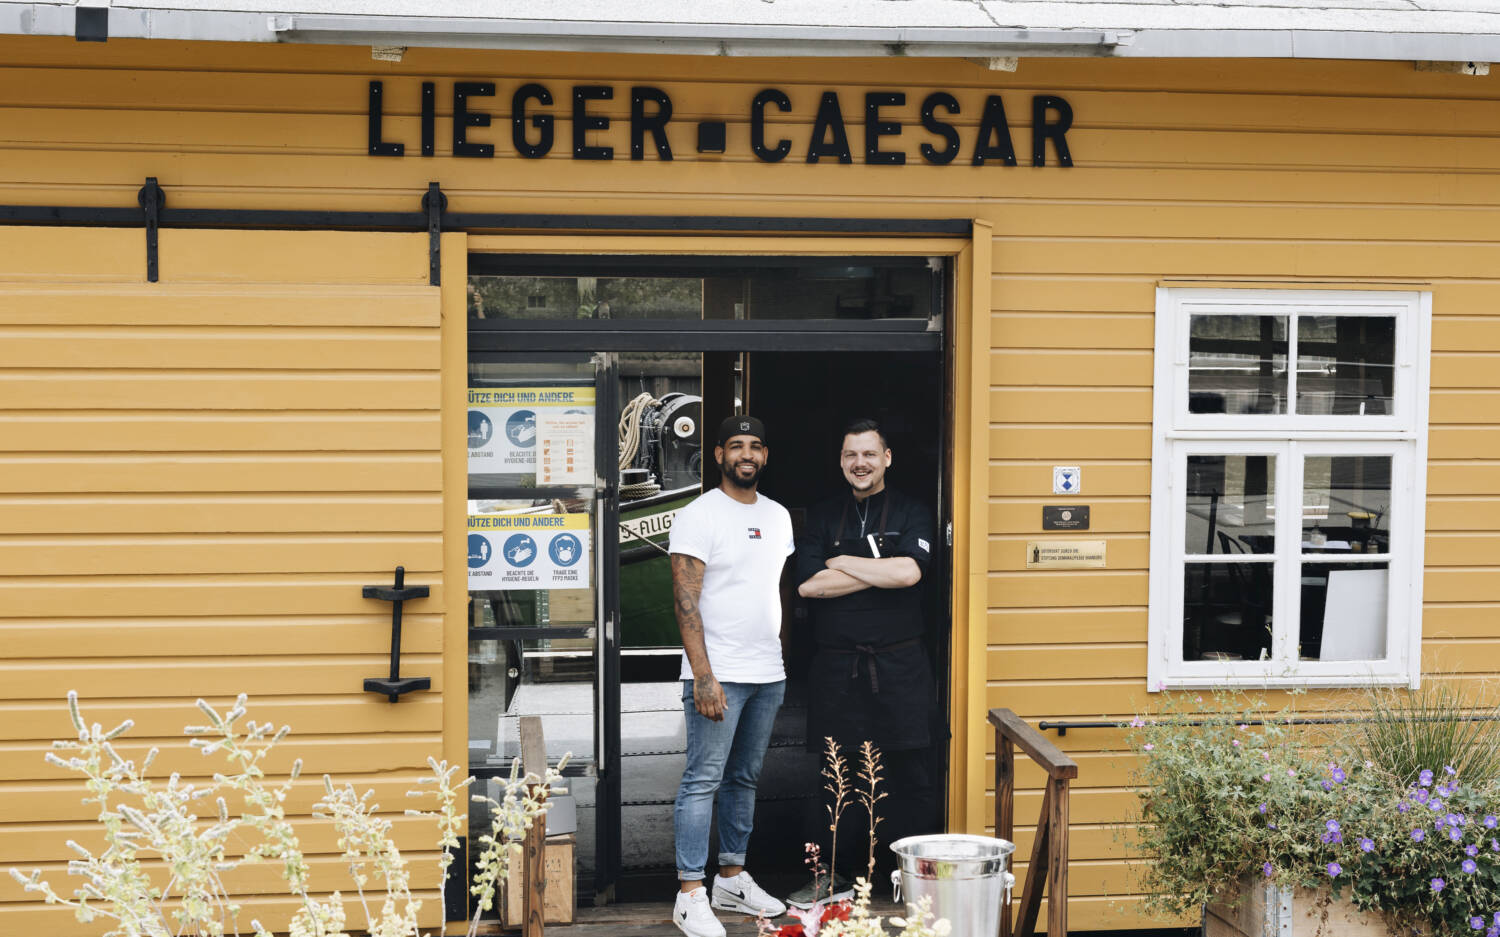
[468,386,595,481]
[468,513,592,590]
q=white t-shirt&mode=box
[668,487,794,684]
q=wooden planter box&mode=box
[1207,877,1390,937]
[500,833,576,928]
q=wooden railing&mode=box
[989,708,1078,937]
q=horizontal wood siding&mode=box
[0,225,444,935]
[0,35,1498,932]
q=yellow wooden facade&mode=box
[1,32,1499,934]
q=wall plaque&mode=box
[1026,540,1107,569]
[1043,505,1089,530]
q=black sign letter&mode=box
[751,89,792,162]
[368,81,404,157]
[573,85,613,160]
[1032,95,1074,167]
[630,86,674,161]
[807,91,852,164]
[453,82,495,158]
[920,92,960,165]
[864,91,905,165]
[512,83,554,159]
[971,95,1017,166]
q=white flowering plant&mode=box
[9,692,562,937]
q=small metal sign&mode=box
[1043,505,1090,530]
[1053,465,1081,495]
[1026,540,1107,569]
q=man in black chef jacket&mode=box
[790,418,938,907]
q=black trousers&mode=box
[817,744,937,879]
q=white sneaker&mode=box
[674,886,726,937]
[711,870,787,917]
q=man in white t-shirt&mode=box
[668,415,793,937]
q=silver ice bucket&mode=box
[890,834,1016,937]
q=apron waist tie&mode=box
[823,637,922,695]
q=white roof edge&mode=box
[4,4,1500,62]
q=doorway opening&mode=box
[463,253,952,906]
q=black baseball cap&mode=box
[716,415,767,447]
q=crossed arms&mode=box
[797,553,920,599]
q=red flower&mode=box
[774,925,804,937]
[821,901,852,924]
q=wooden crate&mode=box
[1207,878,1388,937]
[501,833,576,927]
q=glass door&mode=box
[466,352,617,895]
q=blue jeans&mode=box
[674,679,786,881]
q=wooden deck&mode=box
[476,898,906,936]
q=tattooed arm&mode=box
[671,552,725,721]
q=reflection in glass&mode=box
[467,257,937,321]
[1297,316,1396,416]
[1301,456,1391,553]
[1188,315,1288,414]
[1298,562,1388,661]
[1185,454,1276,554]
[1182,562,1273,661]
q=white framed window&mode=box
[1148,289,1431,689]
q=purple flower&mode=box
[1360,838,1375,852]
[1439,786,1455,798]
[1399,802,1411,813]
[1446,764,1458,775]
[1327,862,1342,878]
[1326,819,1341,833]
[1449,814,1465,827]
[1288,768,1297,778]
[1464,860,1479,874]
[1413,829,1426,842]
[1421,769,1435,787]
[1322,781,1334,791]
[1487,928,1498,937]
[1263,773,1272,782]
[1473,918,1485,931]
[1263,862,1273,878]
[1468,845,1480,857]
[1144,743,1154,751]
[1332,767,1347,783]
[1433,878,1446,893]
[1259,803,1268,814]
[1492,838,1500,852]
[1416,789,1431,803]
[1451,828,1466,842]
[1432,800,1447,812]
[1129,717,1145,728]
[1486,816,1497,829]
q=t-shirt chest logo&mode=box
[747,527,762,539]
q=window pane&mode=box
[467,257,938,321]
[1301,455,1391,554]
[1186,454,1277,554]
[1188,315,1288,414]
[1183,562,1273,662]
[1299,562,1389,661]
[1296,316,1396,416]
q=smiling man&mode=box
[791,418,938,907]
[668,415,793,937]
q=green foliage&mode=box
[1351,683,1500,788]
[1129,690,1500,937]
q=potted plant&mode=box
[1127,687,1500,937]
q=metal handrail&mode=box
[989,708,1078,937]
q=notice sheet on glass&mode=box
[468,385,595,482]
[468,513,592,590]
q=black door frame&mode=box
[467,254,950,901]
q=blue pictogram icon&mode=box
[467,534,492,569]
[503,534,538,568]
[506,410,537,447]
[549,533,583,567]
[468,411,493,449]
